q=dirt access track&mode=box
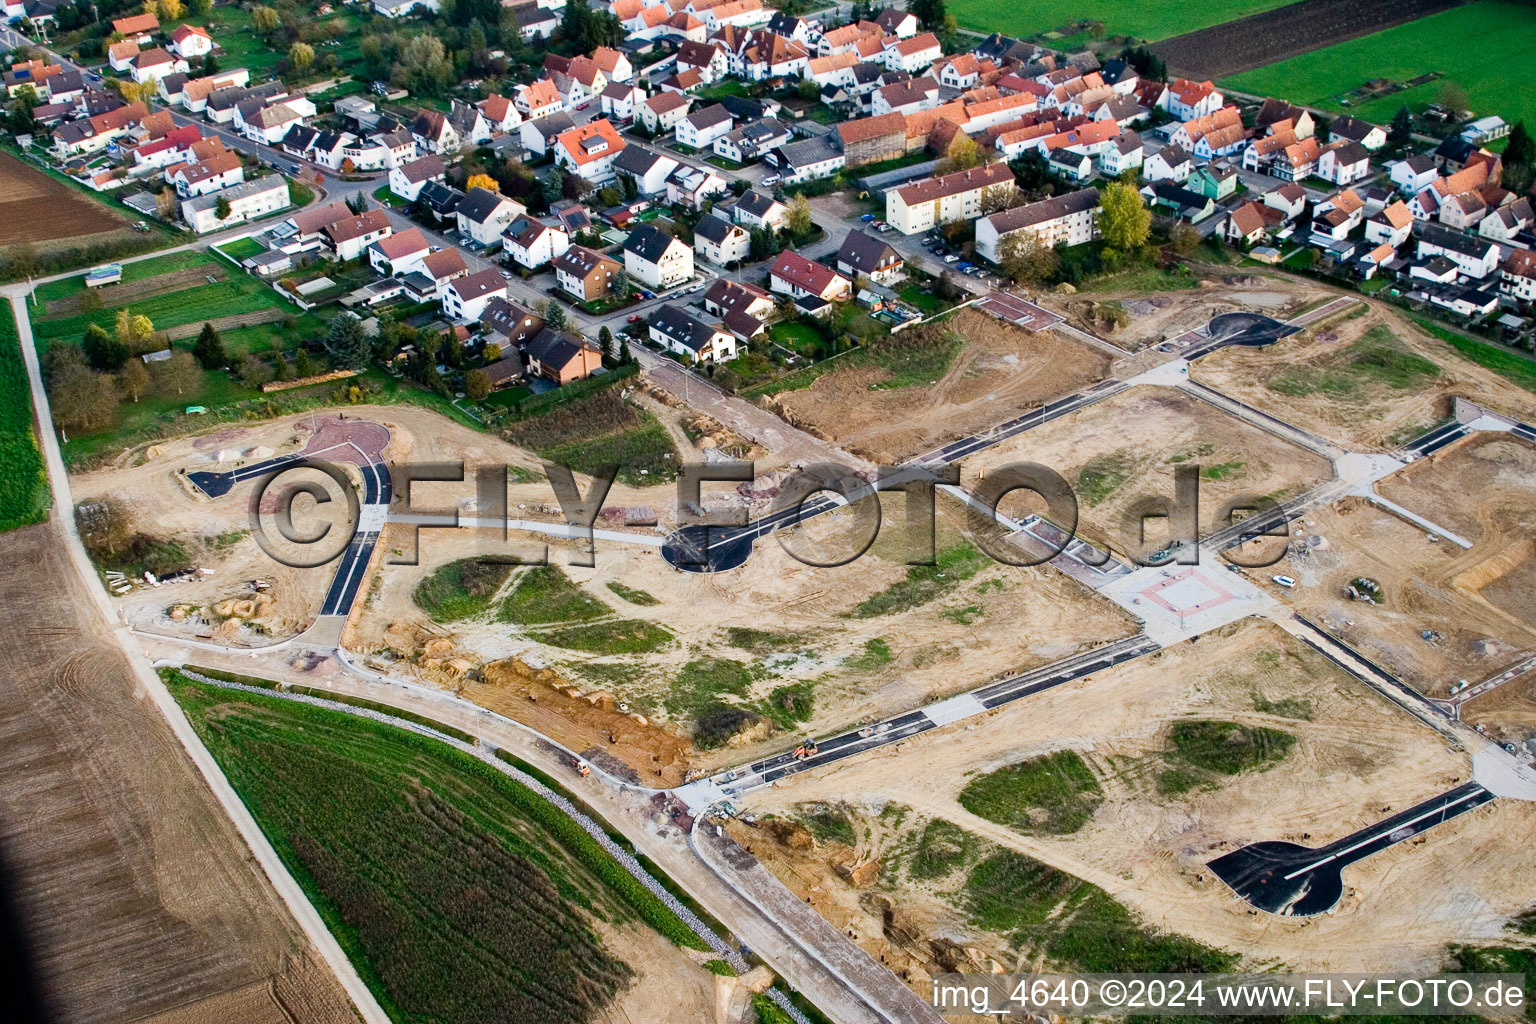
[0,520,354,1024]
[738,619,1536,976]
[0,152,133,251]
[770,308,1111,463]
[1065,272,1329,353]
[1152,0,1461,80]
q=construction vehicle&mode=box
[791,741,819,760]
[572,758,591,777]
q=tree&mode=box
[156,351,202,397]
[619,338,632,364]
[483,343,503,363]
[612,268,631,301]
[238,353,275,388]
[598,325,614,363]
[82,323,129,371]
[908,0,946,31]
[50,359,117,433]
[467,172,500,192]
[996,233,1059,286]
[543,300,569,332]
[345,191,368,215]
[980,182,1015,215]
[193,0,213,14]
[785,193,813,237]
[1097,181,1151,253]
[1437,80,1469,114]
[295,348,316,377]
[324,313,370,370]
[214,195,232,222]
[289,42,314,72]
[250,5,280,33]
[1389,105,1414,146]
[115,356,149,402]
[273,351,293,381]
[1169,221,1200,256]
[464,368,491,401]
[1504,121,1536,194]
[561,0,591,43]
[936,133,982,174]
[192,322,226,369]
[542,165,565,203]
[115,309,155,353]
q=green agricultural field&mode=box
[0,302,49,531]
[1224,2,1536,132]
[950,0,1298,42]
[166,673,708,1024]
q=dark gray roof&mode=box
[1329,116,1381,143]
[693,213,738,244]
[524,327,593,370]
[647,304,722,352]
[479,297,545,345]
[418,181,464,214]
[623,223,681,261]
[774,135,841,171]
[685,103,733,131]
[736,190,781,218]
[457,186,509,224]
[836,228,900,274]
[984,187,1100,234]
[613,143,674,176]
[1418,222,1496,258]
[552,244,616,277]
[529,112,576,139]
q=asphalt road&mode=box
[1207,782,1496,916]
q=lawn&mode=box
[958,750,1104,835]
[215,237,267,261]
[414,557,517,622]
[949,0,1299,42]
[1224,2,1536,131]
[34,269,297,341]
[1158,719,1295,794]
[165,672,706,1024]
[32,251,214,305]
[768,319,828,355]
[1412,316,1536,393]
[0,302,49,532]
[850,541,990,617]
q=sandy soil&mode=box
[1064,272,1330,351]
[593,919,750,1024]
[1462,674,1536,747]
[0,520,354,1024]
[350,502,1139,778]
[770,309,1112,463]
[734,619,1536,980]
[1193,304,1536,450]
[960,384,1333,556]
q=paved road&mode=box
[1207,782,1496,916]
[3,289,391,1024]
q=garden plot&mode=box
[736,619,1536,978]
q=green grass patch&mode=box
[897,284,948,314]
[725,626,807,653]
[758,681,815,729]
[1200,461,1245,480]
[910,818,982,880]
[1078,450,1136,506]
[414,558,517,622]
[1252,691,1315,721]
[32,250,214,305]
[164,672,709,1024]
[1446,945,1536,1020]
[1268,324,1439,399]
[843,637,893,670]
[850,542,989,618]
[1413,316,1536,393]
[768,319,828,355]
[215,237,267,261]
[501,566,609,625]
[530,619,674,656]
[799,803,856,846]
[1224,2,1536,139]
[35,268,295,341]
[959,750,1103,835]
[666,657,757,718]
[0,302,49,531]
[537,419,679,486]
[605,580,659,606]
[1165,719,1296,776]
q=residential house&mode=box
[1500,249,1536,304]
[666,164,728,209]
[341,128,417,170]
[591,45,634,83]
[703,277,773,339]
[131,48,188,85]
[479,94,522,133]
[552,118,628,183]
[835,228,903,285]
[418,181,465,219]
[1329,115,1387,151]
[648,304,738,363]
[1461,115,1510,145]
[886,163,1015,235]
[623,224,693,289]
[242,102,306,146]
[1159,78,1223,120]
[1142,182,1216,223]
[1263,182,1308,222]
[1317,140,1371,186]
[552,245,622,300]
[974,187,1100,262]
[111,12,158,43]
[693,213,750,265]
[479,297,546,350]
[456,187,524,247]
[1310,188,1366,241]
[523,328,603,384]
[51,101,149,158]
[1273,136,1322,182]
[108,40,141,73]
[640,90,691,134]
[875,7,919,37]
[1254,98,1314,139]
[613,144,680,195]
[443,268,508,321]
[520,113,577,158]
[1216,201,1277,247]
[1415,222,1500,279]
[732,189,787,232]
[1480,197,1534,245]
[881,33,941,74]
[872,78,939,117]
[600,82,646,122]
[770,135,844,185]
[448,99,493,147]
[1364,200,1414,247]
[1188,162,1238,202]
[324,209,394,260]
[412,247,468,297]
[369,226,432,277]
[677,40,730,83]
[1098,133,1143,177]
[714,118,791,163]
[180,175,290,233]
[411,109,459,154]
[168,25,213,60]
[676,103,734,149]
[1390,154,1440,194]
[515,79,566,121]
[167,149,243,197]
[768,250,851,302]
[287,201,353,247]
[1143,144,1192,183]
[389,153,446,203]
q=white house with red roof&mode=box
[479,94,521,133]
[169,25,214,60]
[590,46,634,83]
[768,251,851,303]
[1159,78,1223,121]
[369,226,432,277]
[130,47,189,85]
[552,118,627,184]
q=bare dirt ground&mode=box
[1193,304,1536,450]
[770,309,1112,463]
[734,619,1536,982]
[1462,674,1536,747]
[0,520,353,1024]
[351,502,1139,778]
[1262,494,1536,701]
[1064,272,1330,352]
[960,384,1333,556]
[0,152,135,253]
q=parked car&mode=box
[1272,575,1297,588]
[627,314,644,323]
[860,213,875,222]
[760,174,780,187]
[943,254,959,263]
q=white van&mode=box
[1271,575,1296,588]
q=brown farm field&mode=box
[768,308,1111,463]
[0,152,133,251]
[1152,0,1462,80]
[0,520,353,1024]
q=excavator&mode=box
[791,741,819,761]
